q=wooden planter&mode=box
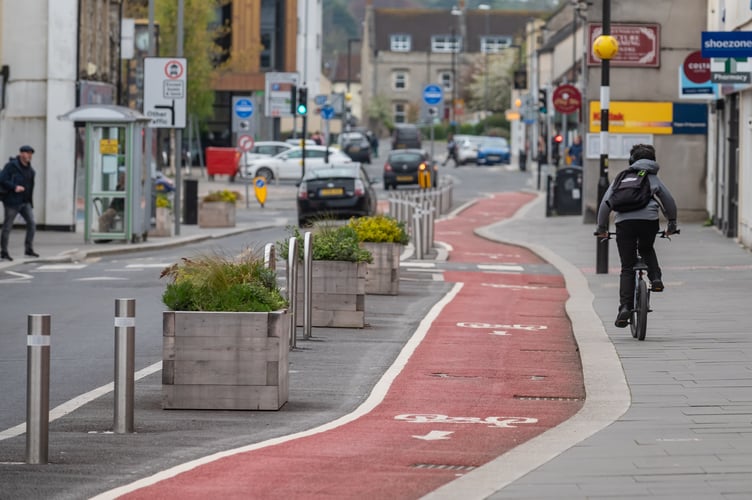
[162,310,289,410]
[150,206,173,237]
[362,242,402,295]
[198,201,236,228]
[296,260,366,328]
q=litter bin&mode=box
[554,166,582,215]
[183,178,198,224]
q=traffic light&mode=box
[538,89,547,114]
[289,85,297,115]
[297,87,308,116]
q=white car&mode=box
[285,138,317,147]
[454,134,484,165]
[241,145,353,180]
[242,141,293,163]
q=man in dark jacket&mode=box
[1,145,38,260]
[595,144,678,328]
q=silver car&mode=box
[241,146,353,181]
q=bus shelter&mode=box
[59,105,152,243]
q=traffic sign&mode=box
[253,176,267,207]
[234,98,254,118]
[143,57,187,128]
[423,84,443,105]
[321,105,334,120]
[237,134,255,152]
[552,84,581,114]
[314,94,328,106]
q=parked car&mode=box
[454,134,484,165]
[242,141,293,163]
[296,164,378,227]
[476,137,511,165]
[241,145,352,181]
[285,138,317,147]
[383,149,438,189]
[338,131,372,163]
[391,124,422,150]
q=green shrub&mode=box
[202,190,239,203]
[278,224,373,263]
[348,215,409,244]
[160,252,287,312]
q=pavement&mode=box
[3,168,752,498]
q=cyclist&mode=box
[595,144,678,328]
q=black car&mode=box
[391,124,422,150]
[297,164,378,227]
[338,131,372,163]
[383,149,438,190]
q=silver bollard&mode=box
[303,231,313,339]
[287,236,299,349]
[114,299,135,434]
[26,314,50,464]
[413,210,424,260]
[264,242,276,270]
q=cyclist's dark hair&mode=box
[629,144,656,165]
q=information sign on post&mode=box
[422,85,443,162]
[264,72,299,118]
[232,97,254,133]
[143,57,187,128]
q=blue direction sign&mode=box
[321,105,334,120]
[234,98,254,118]
[423,84,443,105]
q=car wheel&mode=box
[256,167,273,181]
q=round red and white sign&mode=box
[683,50,711,84]
[164,60,184,80]
[237,134,255,152]
[552,84,582,115]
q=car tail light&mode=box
[384,162,393,172]
[297,181,308,200]
[354,179,365,196]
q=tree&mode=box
[463,50,516,115]
[366,95,394,134]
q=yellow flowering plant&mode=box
[203,190,240,203]
[348,215,409,245]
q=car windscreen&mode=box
[482,138,509,148]
[389,153,423,163]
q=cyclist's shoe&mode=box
[651,279,664,292]
[615,304,630,328]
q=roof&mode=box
[373,8,538,53]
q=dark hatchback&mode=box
[339,131,372,163]
[383,149,438,189]
[297,165,378,227]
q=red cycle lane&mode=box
[119,192,585,500]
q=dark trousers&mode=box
[615,219,660,307]
[1,202,36,254]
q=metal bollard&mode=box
[303,232,313,339]
[263,242,276,270]
[287,236,299,349]
[26,314,50,464]
[413,209,424,260]
[114,299,135,434]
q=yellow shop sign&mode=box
[589,101,673,134]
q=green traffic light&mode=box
[297,103,307,116]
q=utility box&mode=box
[554,166,583,215]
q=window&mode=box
[394,103,407,124]
[390,34,411,52]
[481,36,513,54]
[439,71,453,91]
[392,70,409,91]
[432,35,461,53]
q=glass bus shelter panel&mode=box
[88,125,129,241]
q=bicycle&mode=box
[596,229,679,341]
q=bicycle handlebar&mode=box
[593,229,680,241]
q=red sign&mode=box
[552,84,582,114]
[683,50,711,83]
[587,23,660,67]
[237,134,255,152]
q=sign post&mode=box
[423,84,443,163]
[237,134,255,207]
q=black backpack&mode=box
[606,169,653,212]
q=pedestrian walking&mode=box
[443,133,458,167]
[0,145,39,260]
[594,143,678,328]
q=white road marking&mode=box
[76,277,129,281]
[477,264,524,272]
[0,270,33,283]
[413,431,454,441]
[400,262,436,268]
[125,263,174,268]
[36,264,87,271]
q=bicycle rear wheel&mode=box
[635,280,649,341]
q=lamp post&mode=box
[450,5,462,131]
[346,38,361,132]
[479,4,490,131]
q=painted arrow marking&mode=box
[489,330,509,336]
[412,430,454,441]
[0,270,33,283]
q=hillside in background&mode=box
[322,0,560,74]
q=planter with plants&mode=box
[279,224,372,328]
[160,252,289,410]
[198,190,239,228]
[349,215,409,295]
[150,194,174,237]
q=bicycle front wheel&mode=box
[635,279,649,341]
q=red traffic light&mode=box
[554,134,563,143]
